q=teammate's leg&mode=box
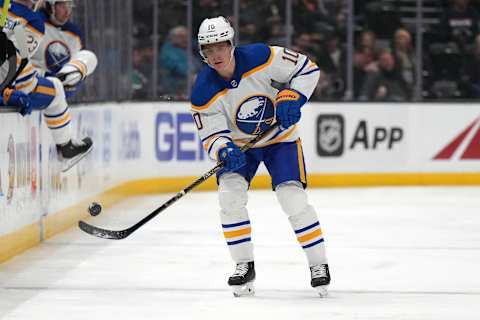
[32,76,92,172]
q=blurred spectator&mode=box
[392,28,416,88]
[353,49,368,99]
[315,32,346,99]
[461,34,480,97]
[364,1,402,39]
[440,0,480,50]
[132,40,154,100]
[159,26,199,97]
[358,30,381,64]
[359,49,412,101]
[193,0,229,32]
[238,0,264,44]
[292,0,336,35]
[266,17,287,46]
[292,32,320,58]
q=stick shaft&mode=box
[79,123,280,239]
[0,0,10,28]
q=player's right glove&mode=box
[217,142,246,172]
[2,88,33,116]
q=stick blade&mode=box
[78,220,131,240]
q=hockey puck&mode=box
[88,202,102,216]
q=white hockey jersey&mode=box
[31,11,83,76]
[0,0,44,93]
[191,43,320,161]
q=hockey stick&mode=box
[0,0,9,28]
[79,122,281,240]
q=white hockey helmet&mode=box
[198,16,235,61]
[30,0,45,11]
[44,0,74,5]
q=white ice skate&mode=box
[228,261,255,297]
[57,137,93,172]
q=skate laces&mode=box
[311,265,327,278]
[232,263,249,277]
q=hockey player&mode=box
[31,0,97,98]
[0,0,92,172]
[191,16,330,297]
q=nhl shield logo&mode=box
[317,114,344,157]
[235,95,275,135]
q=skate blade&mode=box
[314,285,329,298]
[231,281,255,297]
[60,145,93,173]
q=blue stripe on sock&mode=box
[44,108,68,118]
[222,220,250,228]
[302,238,324,249]
[295,221,320,234]
[227,237,251,246]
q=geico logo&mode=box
[155,112,206,161]
[349,120,403,150]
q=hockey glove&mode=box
[275,88,307,129]
[57,63,86,88]
[2,88,33,116]
[218,142,246,172]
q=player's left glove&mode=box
[275,88,307,129]
[2,88,33,116]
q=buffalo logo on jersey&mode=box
[46,40,71,73]
[235,95,275,135]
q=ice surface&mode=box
[1,187,479,319]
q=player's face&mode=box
[202,42,232,70]
[54,2,73,25]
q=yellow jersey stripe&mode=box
[8,12,44,36]
[242,46,275,79]
[296,139,306,184]
[15,77,37,90]
[34,85,56,96]
[191,88,228,111]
